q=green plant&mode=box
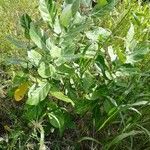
[4,0,150,149]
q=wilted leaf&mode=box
[14,82,28,101]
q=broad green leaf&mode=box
[20,13,32,39]
[88,85,108,100]
[107,46,117,62]
[24,102,46,121]
[60,4,72,27]
[82,71,94,91]
[116,48,126,63]
[29,23,47,50]
[46,38,61,58]
[125,23,135,52]
[126,23,134,44]
[28,50,42,66]
[48,110,66,135]
[86,27,111,42]
[126,42,150,64]
[95,55,110,80]
[50,90,75,106]
[57,64,74,75]
[39,0,56,25]
[38,62,56,78]
[54,16,61,34]
[27,82,50,105]
[48,111,64,129]
[85,43,98,58]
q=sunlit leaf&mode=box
[27,82,50,105]
[39,0,51,22]
[28,50,42,66]
[97,0,108,6]
[50,90,75,106]
[38,62,56,78]
[60,4,72,27]
[29,23,47,50]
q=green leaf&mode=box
[54,16,61,34]
[72,0,80,16]
[92,0,118,17]
[98,108,119,131]
[29,23,47,50]
[126,23,134,44]
[48,112,62,129]
[57,64,74,75]
[50,90,75,106]
[126,42,150,64]
[125,23,135,52]
[97,0,108,6]
[95,55,110,80]
[28,50,42,66]
[107,46,117,62]
[20,13,32,39]
[116,48,126,63]
[86,27,111,42]
[39,0,56,26]
[46,38,61,58]
[105,130,143,150]
[60,4,72,27]
[48,110,64,128]
[27,82,50,105]
[38,62,56,78]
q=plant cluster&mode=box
[0,0,150,149]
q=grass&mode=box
[0,0,38,64]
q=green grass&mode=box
[0,0,37,64]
